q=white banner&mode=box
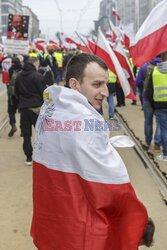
[4,39,29,55]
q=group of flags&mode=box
[29,0,167,102]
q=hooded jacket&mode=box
[15,62,46,109]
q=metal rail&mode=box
[115,111,167,203]
[0,116,9,133]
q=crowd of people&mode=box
[2,46,167,249]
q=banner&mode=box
[5,14,29,54]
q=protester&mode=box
[136,57,162,150]
[7,56,22,137]
[15,57,46,166]
[38,60,55,87]
[147,51,167,162]
[31,53,148,250]
[107,69,117,119]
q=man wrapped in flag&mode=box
[31,53,149,250]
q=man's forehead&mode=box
[83,62,108,77]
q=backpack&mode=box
[7,70,20,97]
[143,63,155,97]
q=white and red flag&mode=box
[112,7,121,21]
[1,57,12,84]
[130,0,167,67]
[31,85,147,250]
[114,40,135,87]
[96,28,137,100]
[108,20,119,43]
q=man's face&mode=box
[76,62,109,110]
[12,15,22,31]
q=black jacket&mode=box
[15,63,46,109]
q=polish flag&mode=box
[1,57,12,84]
[114,40,135,87]
[112,7,121,21]
[31,85,148,250]
[96,28,137,100]
[130,0,167,67]
[109,20,119,43]
[76,33,97,54]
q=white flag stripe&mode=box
[97,28,130,96]
[131,0,167,46]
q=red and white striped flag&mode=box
[96,28,137,100]
[31,85,148,250]
[129,0,167,67]
[112,7,121,21]
[114,40,135,87]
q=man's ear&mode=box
[69,78,80,90]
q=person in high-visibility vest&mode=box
[107,70,117,119]
[29,50,39,58]
[147,51,167,162]
[53,49,63,83]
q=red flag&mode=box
[112,7,121,21]
[96,28,137,100]
[129,0,167,67]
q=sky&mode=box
[22,0,102,38]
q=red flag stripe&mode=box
[31,161,147,250]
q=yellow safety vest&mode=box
[108,70,117,83]
[29,52,39,58]
[53,52,63,68]
[44,53,49,60]
[130,57,134,69]
[153,67,167,102]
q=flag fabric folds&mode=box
[129,0,167,67]
[31,85,147,250]
[96,28,137,100]
[112,7,121,21]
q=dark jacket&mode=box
[15,62,46,109]
[38,65,54,87]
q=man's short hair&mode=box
[65,53,108,87]
[27,56,39,65]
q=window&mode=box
[2,26,7,35]
[2,15,8,25]
[2,5,9,13]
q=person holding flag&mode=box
[31,53,149,250]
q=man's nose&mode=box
[101,85,109,97]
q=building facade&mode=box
[0,0,39,41]
[95,0,116,34]
[22,5,39,41]
[116,0,162,32]
[0,0,22,37]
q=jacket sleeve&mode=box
[146,71,154,108]
[14,75,19,99]
[35,73,47,97]
[135,65,147,88]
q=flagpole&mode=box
[75,31,93,54]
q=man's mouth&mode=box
[95,99,103,104]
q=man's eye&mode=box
[94,83,101,87]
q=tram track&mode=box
[0,115,9,134]
[115,110,167,204]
